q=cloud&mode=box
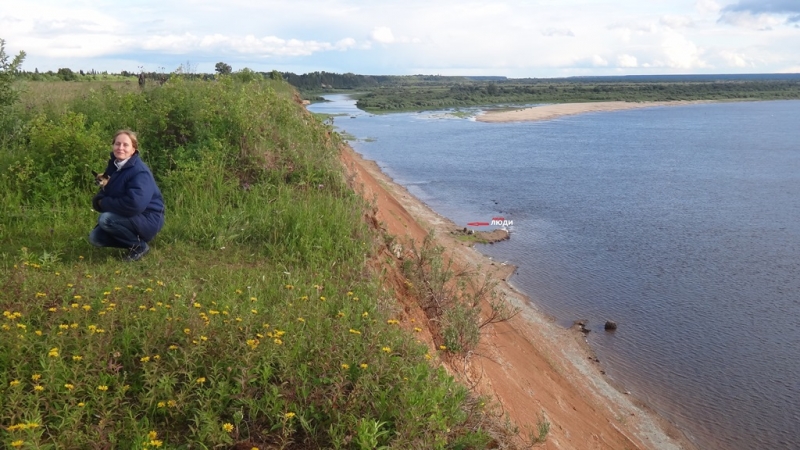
[660,31,706,69]
[617,54,638,67]
[592,55,609,67]
[719,0,800,27]
[140,33,359,57]
[723,0,800,14]
[660,15,695,29]
[370,27,395,44]
[695,0,722,15]
[542,28,575,37]
[719,50,752,68]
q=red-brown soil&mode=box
[340,144,693,450]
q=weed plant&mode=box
[0,74,492,448]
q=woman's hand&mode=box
[92,195,103,212]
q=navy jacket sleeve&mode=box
[101,170,156,217]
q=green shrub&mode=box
[0,76,493,449]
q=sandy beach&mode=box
[339,140,694,449]
[476,101,704,123]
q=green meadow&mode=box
[0,56,498,448]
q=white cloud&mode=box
[370,27,395,44]
[542,28,575,37]
[2,0,799,76]
[617,54,638,67]
[719,11,787,29]
[592,55,609,67]
[660,31,706,69]
[719,50,752,68]
[660,15,695,29]
[695,0,722,15]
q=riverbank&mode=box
[476,100,707,123]
[340,143,694,449]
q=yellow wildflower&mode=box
[382,346,391,353]
[31,374,41,381]
[64,383,74,390]
[284,412,296,419]
[360,363,368,369]
[10,440,24,448]
[10,379,21,386]
[196,377,206,384]
[148,431,158,440]
[341,363,350,369]
[34,385,44,391]
[72,355,83,362]
[157,401,166,408]
[97,385,108,391]
[222,422,234,433]
[140,356,150,363]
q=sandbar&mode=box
[476,101,704,123]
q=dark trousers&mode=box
[89,212,144,249]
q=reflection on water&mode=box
[310,96,800,450]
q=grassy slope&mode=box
[0,78,493,449]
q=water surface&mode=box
[310,96,800,449]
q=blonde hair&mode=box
[112,129,139,151]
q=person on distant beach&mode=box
[89,130,165,261]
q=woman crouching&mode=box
[89,130,165,261]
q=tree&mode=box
[57,67,77,81]
[215,62,232,75]
[0,38,26,109]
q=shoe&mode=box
[124,242,150,262]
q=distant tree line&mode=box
[354,79,800,111]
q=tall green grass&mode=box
[0,76,494,449]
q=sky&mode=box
[1,0,799,78]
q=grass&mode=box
[0,75,495,449]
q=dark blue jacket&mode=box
[95,152,165,242]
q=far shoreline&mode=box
[475,100,711,123]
